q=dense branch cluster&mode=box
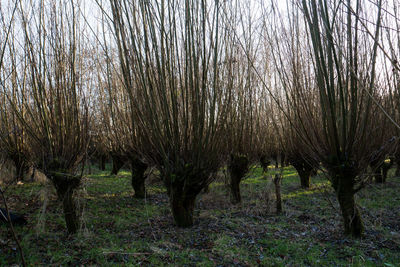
[0,0,399,239]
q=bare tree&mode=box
[108,0,233,226]
[13,0,91,234]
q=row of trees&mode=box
[1,0,399,238]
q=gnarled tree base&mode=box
[290,155,313,189]
[228,154,249,204]
[51,172,81,234]
[170,194,196,227]
[111,153,125,175]
[337,186,364,238]
[130,158,148,199]
[330,165,364,238]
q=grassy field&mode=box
[1,165,400,266]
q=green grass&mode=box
[1,164,400,266]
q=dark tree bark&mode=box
[336,181,363,237]
[371,158,393,184]
[331,166,364,238]
[100,154,107,171]
[11,154,29,181]
[273,153,279,169]
[110,153,125,175]
[230,179,241,204]
[273,173,282,214]
[289,154,314,189]
[371,159,384,184]
[228,154,249,204]
[299,173,310,188]
[202,184,210,193]
[291,161,313,189]
[51,173,81,234]
[170,191,196,227]
[164,177,201,227]
[162,163,214,227]
[381,159,393,183]
[30,167,36,182]
[130,158,148,198]
[259,155,270,174]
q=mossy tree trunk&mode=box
[130,158,148,199]
[51,172,81,234]
[331,167,364,238]
[228,154,250,204]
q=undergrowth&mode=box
[1,164,399,266]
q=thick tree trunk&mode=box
[130,159,148,199]
[259,155,270,174]
[336,182,363,237]
[132,178,145,198]
[381,160,392,183]
[100,155,107,171]
[52,173,81,234]
[228,154,249,204]
[170,193,196,227]
[332,171,364,238]
[111,154,125,175]
[299,173,311,188]
[291,159,313,189]
[61,189,79,234]
[230,178,241,204]
[12,156,29,181]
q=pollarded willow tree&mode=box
[12,1,91,234]
[109,0,232,227]
[95,48,149,198]
[268,0,390,237]
[223,4,263,204]
[266,5,321,189]
[263,0,396,237]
